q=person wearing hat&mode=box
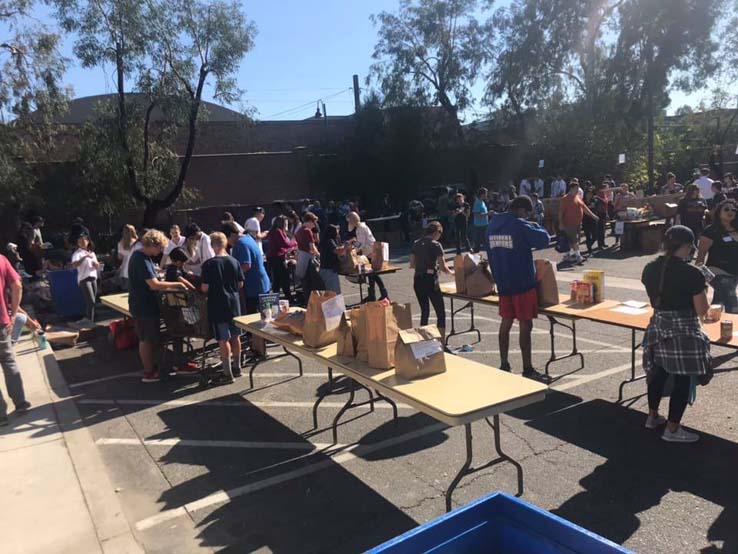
[244,207,268,260]
[70,232,100,325]
[184,222,215,276]
[641,225,711,443]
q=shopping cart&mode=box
[158,290,221,387]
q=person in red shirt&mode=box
[0,254,31,425]
[294,212,319,283]
[559,181,599,263]
[266,215,297,303]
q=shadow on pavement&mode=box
[527,399,738,551]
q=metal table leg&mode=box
[249,345,303,388]
[445,415,524,512]
[618,329,646,402]
[544,316,585,376]
[444,297,482,347]
[327,378,399,444]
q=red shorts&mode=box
[499,288,539,321]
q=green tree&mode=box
[54,0,256,226]
[1,0,68,236]
[370,0,489,151]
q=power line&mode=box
[262,88,351,119]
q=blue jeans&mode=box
[712,275,738,314]
[319,269,341,294]
[0,328,27,417]
[11,313,28,344]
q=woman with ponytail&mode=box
[641,225,711,443]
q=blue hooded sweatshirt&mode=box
[485,212,551,296]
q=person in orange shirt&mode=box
[559,181,599,263]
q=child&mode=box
[200,232,245,383]
[531,193,545,227]
[71,233,100,324]
[164,247,197,290]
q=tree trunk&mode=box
[646,87,655,194]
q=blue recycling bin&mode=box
[367,492,632,554]
[47,269,86,318]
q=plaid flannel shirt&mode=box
[642,310,711,376]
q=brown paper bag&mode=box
[350,307,369,362]
[272,311,305,335]
[336,313,356,357]
[392,302,413,330]
[366,301,401,369]
[453,253,481,294]
[303,291,345,348]
[339,247,361,274]
[465,261,496,297]
[394,326,447,380]
[371,242,389,271]
[535,259,560,307]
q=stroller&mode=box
[158,290,222,387]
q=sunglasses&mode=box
[723,207,737,213]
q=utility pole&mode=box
[352,74,361,113]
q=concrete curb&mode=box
[36,347,144,554]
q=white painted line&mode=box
[552,361,641,392]
[96,437,340,450]
[461,349,632,355]
[70,371,331,388]
[134,423,447,530]
[78,398,412,410]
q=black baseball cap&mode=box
[664,225,694,246]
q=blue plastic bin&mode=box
[47,269,86,318]
[367,492,632,554]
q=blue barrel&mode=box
[47,269,86,317]
[368,492,632,554]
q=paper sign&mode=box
[410,340,443,360]
[382,242,389,261]
[321,295,346,331]
[735,145,738,155]
[612,306,649,316]
[618,153,626,164]
[538,159,545,168]
[622,300,647,309]
[259,293,281,314]
[614,221,625,235]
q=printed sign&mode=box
[614,221,625,235]
[258,293,281,315]
[321,295,346,331]
[538,159,545,168]
[410,340,443,360]
[618,153,626,164]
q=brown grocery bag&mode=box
[453,253,481,294]
[465,261,495,297]
[371,242,389,271]
[339,247,365,274]
[350,307,369,361]
[303,291,346,348]
[272,311,305,335]
[366,300,401,369]
[395,325,447,380]
[336,312,356,357]
[535,259,560,307]
[392,302,413,330]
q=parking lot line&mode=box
[69,371,330,388]
[134,423,447,531]
[96,437,342,450]
[78,398,412,410]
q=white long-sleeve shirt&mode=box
[355,222,376,254]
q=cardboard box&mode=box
[582,270,605,303]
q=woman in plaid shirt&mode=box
[641,226,711,443]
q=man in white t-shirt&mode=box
[183,223,214,276]
[694,167,714,200]
[550,175,567,198]
[244,207,268,258]
[519,178,532,197]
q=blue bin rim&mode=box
[366,491,632,553]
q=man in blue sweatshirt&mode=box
[486,196,551,381]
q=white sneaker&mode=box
[574,252,583,263]
[662,426,699,443]
[645,414,666,429]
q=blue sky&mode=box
[14,0,705,121]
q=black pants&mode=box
[268,256,292,303]
[413,274,446,328]
[367,274,387,301]
[583,222,596,253]
[647,366,690,423]
[455,219,471,254]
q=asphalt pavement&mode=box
[53,243,738,553]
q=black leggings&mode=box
[647,366,691,423]
[367,274,387,301]
[268,256,292,303]
[413,274,446,329]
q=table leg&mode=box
[374,390,398,421]
[544,316,585,376]
[331,379,357,444]
[249,345,303,389]
[445,416,526,512]
[444,298,481,347]
[617,328,646,402]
